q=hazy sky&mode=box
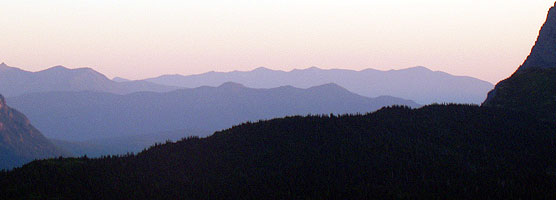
[1,0,554,83]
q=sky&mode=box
[0,0,554,83]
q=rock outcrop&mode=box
[0,94,68,169]
[483,2,556,121]
[518,2,556,71]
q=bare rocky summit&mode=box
[518,2,556,71]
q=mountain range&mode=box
[7,82,418,142]
[0,62,492,105]
[0,63,179,97]
[2,1,556,199]
[145,66,493,104]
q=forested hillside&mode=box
[2,105,555,199]
[483,68,556,121]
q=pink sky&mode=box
[1,0,554,83]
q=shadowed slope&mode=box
[1,105,555,199]
[0,94,68,169]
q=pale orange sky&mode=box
[1,0,554,83]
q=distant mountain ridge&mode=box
[0,63,493,104]
[0,63,180,97]
[0,94,67,169]
[4,2,556,199]
[7,83,419,141]
[144,66,493,104]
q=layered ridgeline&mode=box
[8,83,418,142]
[0,63,179,97]
[483,2,556,121]
[0,63,493,105]
[0,95,67,169]
[145,66,493,104]
[3,2,556,199]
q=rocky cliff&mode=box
[518,2,556,71]
[483,2,556,121]
[0,94,67,169]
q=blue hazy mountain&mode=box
[0,63,180,97]
[144,66,493,104]
[0,94,68,169]
[8,82,419,141]
[112,77,131,82]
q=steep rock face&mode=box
[483,2,556,121]
[518,2,556,71]
[0,94,67,169]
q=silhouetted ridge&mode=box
[43,65,70,71]
[484,2,556,121]
[518,3,556,71]
[2,105,556,198]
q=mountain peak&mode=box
[308,83,347,92]
[518,3,556,71]
[0,62,10,70]
[45,65,70,72]
[253,67,271,71]
[218,82,246,89]
[306,66,320,70]
[402,66,432,72]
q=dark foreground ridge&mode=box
[483,68,556,121]
[1,105,556,199]
[3,1,556,199]
[484,2,556,121]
